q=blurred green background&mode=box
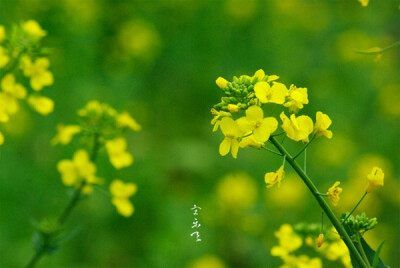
[0,0,399,267]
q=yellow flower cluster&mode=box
[54,100,140,217]
[211,69,333,188]
[0,20,54,146]
[271,224,351,268]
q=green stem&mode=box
[343,191,368,223]
[269,136,368,268]
[356,232,372,268]
[262,145,282,156]
[354,41,400,55]
[25,134,100,268]
[293,136,315,159]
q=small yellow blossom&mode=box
[254,81,288,104]
[218,117,243,158]
[252,69,265,81]
[22,20,47,38]
[314,111,332,139]
[211,108,231,132]
[27,95,54,115]
[236,105,278,143]
[267,75,279,82]
[265,165,284,188]
[105,137,134,169]
[57,150,97,188]
[284,85,309,113]
[21,56,54,91]
[0,131,4,145]
[271,224,303,257]
[280,112,313,143]
[317,234,324,247]
[366,167,384,193]
[227,103,240,113]
[110,179,137,217]
[358,0,369,7]
[0,25,5,43]
[327,181,342,206]
[0,46,9,68]
[51,124,82,145]
[216,77,229,88]
[0,74,26,115]
[117,111,141,131]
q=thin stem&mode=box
[354,41,400,55]
[25,251,44,268]
[355,232,372,268]
[343,191,368,223]
[293,136,315,160]
[269,136,368,268]
[321,211,324,233]
[262,145,282,156]
[304,148,307,173]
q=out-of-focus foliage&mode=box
[0,0,398,267]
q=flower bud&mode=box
[317,233,324,247]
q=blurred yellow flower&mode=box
[105,137,134,169]
[218,117,243,158]
[313,111,332,139]
[216,171,257,210]
[378,84,400,118]
[0,46,9,68]
[271,224,303,257]
[358,0,369,7]
[51,124,82,145]
[0,74,26,116]
[21,56,53,91]
[254,81,288,104]
[57,149,97,188]
[0,25,5,42]
[0,131,4,145]
[265,165,284,188]
[187,254,226,268]
[236,105,278,142]
[27,95,54,115]
[211,108,231,132]
[110,179,137,217]
[316,234,324,248]
[22,20,47,38]
[284,85,309,113]
[280,112,313,143]
[322,240,351,268]
[327,181,342,206]
[366,167,384,193]
[266,173,306,208]
[216,77,229,88]
[117,111,141,131]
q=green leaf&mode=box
[372,241,385,268]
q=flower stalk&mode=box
[269,136,368,268]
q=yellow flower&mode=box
[284,85,309,113]
[252,69,265,81]
[0,46,9,68]
[117,111,141,131]
[280,112,313,143]
[216,77,229,88]
[314,111,332,139]
[271,224,303,257]
[211,108,231,132]
[236,105,278,142]
[267,75,279,82]
[216,172,257,210]
[366,167,384,193]
[239,134,264,149]
[57,149,96,187]
[327,181,342,206]
[218,117,243,158]
[254,81,288,104]
[187,255,226,268]
[105,137,134,169]
[358,0,369,7]
[265,165,284,188]
[227,103,240,113]
[0,74,26,115]
[0,25,5,43]
[22,20,47,38]
[110,179,137,217]
[27,95,54,115]
[317,234,324,247]
[0,131,4,145]
[51,124,82,145]
[21,56,53,91]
